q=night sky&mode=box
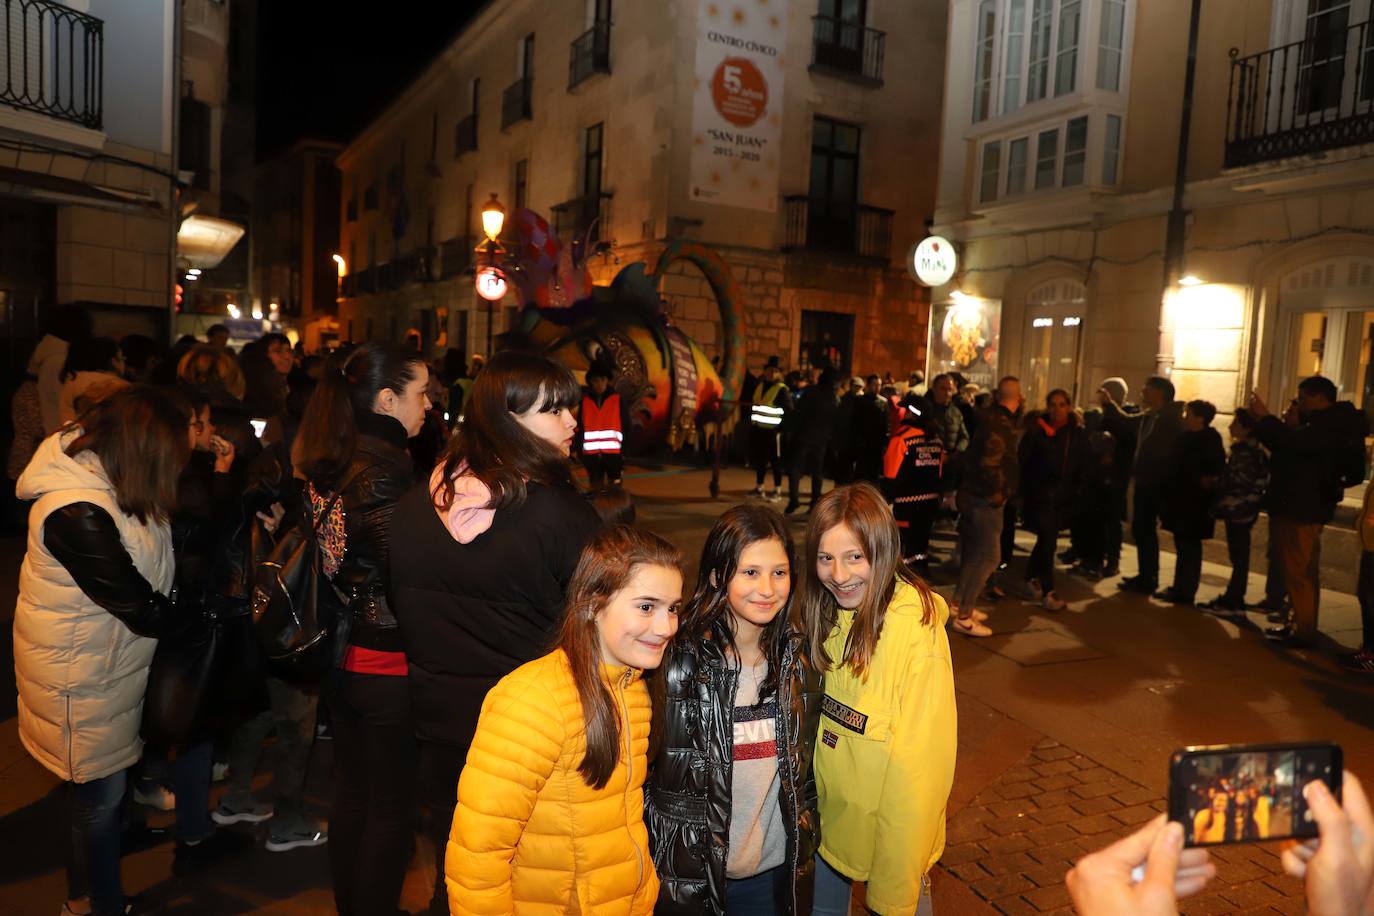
[256,3,485,160]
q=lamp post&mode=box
[476,193,508,356]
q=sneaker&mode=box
[132,782,175,812]
[1263,622,1304,644]
[769,489,783,502]
[1256,597,1287,613]
[1152,588,1194,606]
[951,616,994,637]
[1102,560,1121,578]
[749,486,764,497]
[1025,579,1045,602]
[265,824,328,852]
[969,608,990,623]
[1042,591,1067,611]
[1200,601,1246,620]
[1118,575,1157,595]
[1267,609,1290,625]
[211,762,230,783]
[173,830,254,876]
[1339,650,1374,673]
[1072,562,1103,582]
[212,800,274,826]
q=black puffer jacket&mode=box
[392,477,602,750]
[323,412,415,664]
[1018,414,1089,528]
[646,633,821,915]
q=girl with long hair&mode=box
[391,349,604,913]
[446,525,682,914]
[647,504,821,915]
[14,386,190,915]
[796,482,957,916]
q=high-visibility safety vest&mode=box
[751,382,787,429]
[581,392,623,455]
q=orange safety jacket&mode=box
[581,392,623,456]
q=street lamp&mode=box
[475,193,509,355]
[332,253,346,277]
[481,193,506,242]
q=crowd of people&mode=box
[6,307,1374,916]
[740,357,1374,668]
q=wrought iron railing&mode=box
[454,113,477,156]
[810,15,885,85]
[551,191,612,244]
[0,0,103,129]
[501,77,532,128]
[355,266,376,294]
[569,21,611,88]
[1226,19,1374,168]
[782,195,893,260]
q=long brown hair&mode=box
[65,385,191,525]
[680,503,796,703]
[431,350,580,513]
[557,525,683,789]
[178,344,246,400]
[794,483,936,677]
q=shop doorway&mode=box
[799,309,854,375]
[1022,278,1085,407]
[1275,258,1374,428]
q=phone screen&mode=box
[250,419,267,438]
[1170,743,1341,847]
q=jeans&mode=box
[222,675,319,832]
[330,672,419,916]
[750,430,783,488]
[1359,551,1374,652]
[66,768,127,915]
[788,441,826,504]
[955,496,1004,613]
[1172,535,1203,600]
[174,739,215,843]
[812,854,934,916]
[1222,520,1254,602]
[1132,486,1163,583]
[1273,517,1324,641]
[725,865,778,914]
[1025,505,1061,593]
[419,740,469,915]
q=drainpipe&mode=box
[1158,0,1203,378]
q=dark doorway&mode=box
[799,309,855,375]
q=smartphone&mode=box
[250,418,267,439]
[1169,742,1341,847]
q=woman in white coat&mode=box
[14,385,191,916]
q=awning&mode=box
[177,214,246,269]
[0,165,161,210]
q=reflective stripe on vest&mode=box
[751,383,787,428]
[582,393,623,455]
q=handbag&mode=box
[141,601,221,748]
[251,467,367,683]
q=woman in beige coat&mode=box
[14,386,190,916]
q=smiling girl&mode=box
[446,525,683,915]
[797,483,957,916]
[647,504,821,915]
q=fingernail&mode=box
[1165,822,1183,848]
[1305,781,1328,801]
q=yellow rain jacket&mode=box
[447,650,658,915]
[814,581,957,915]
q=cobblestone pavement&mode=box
[3,464,1373,913]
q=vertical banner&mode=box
[689,0,788,212]
[927,298,1002,391]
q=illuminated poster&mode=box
[689,0,787,212]
[927,298,1001,391]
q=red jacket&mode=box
[581,392,623,456]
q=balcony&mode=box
[1225,19,1374,168]
[355,266,376,294]
[782,196,893,260]
[454,113,477,156]
[809,16,885,86]
[438,236,472,279]
[339,273,356,298]
[0,0,104,129]
[568,22,611,89]
[501,77,532,128]
[551,191,612,243]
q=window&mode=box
[1062,115,1087,185]
[514,159,528,210]
[980,141,1002,203]
[1053,0,1081,96]
[1002,0,1026,114]
[1102,114,1122,184]
[583,123,603,197]
[807,117,862,251]
[1027,0,1053,102]
[1097,0,1125,90]
[973,0,997,122]
[1034,128,1058,189]
[1007,137,1029,194]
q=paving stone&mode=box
[1026,823,1079,847]
[1266,893,1308,915]
[985,814,1035,836]
[1023,862,1073,888]
[1068,795,1118,816]
[948,819,993,845]
[972,873,1036,900]
[983,833,1037,855]
[1032,789,1082,807]
[946,860,992,884]
[1179,893,1240,915]
[1000,765,1041,784]
[1215,858,1271,884]
[1072,766,1114,783]
[940,843,987,867]
[998,781,1042,800]
[1034,773,1080,791]
[1112,786,1160,806]
[1034,745,1076,762]
[990,895,1039,915]
[1033,759,1079,777]
[1221,881,1287,910]
[1033,738,1063,751]
[1072,780,1122,800]
[1068,813,1121,835]
[989,799,1035,819]
[1262,873,1305,897]
[1110,803,1160,826]
[1021,883,1073,912]
[1028,804,1077,827]
[980,851,1037,877]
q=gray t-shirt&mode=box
[727,659,786,878]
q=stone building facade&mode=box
[334,0,947,384]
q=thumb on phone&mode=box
[1305,780,1353,856]
[1139,821,1184,902]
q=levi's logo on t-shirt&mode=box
[733,701,778,761]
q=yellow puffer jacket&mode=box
[815,580,957,916]
[447,649,658,915]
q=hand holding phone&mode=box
[1281,772,1374,916]
[1066,815,1215,915]
[210,434,235,473]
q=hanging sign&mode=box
[688,0,788,212]
[475,266,508,301]
[909,235,957,287]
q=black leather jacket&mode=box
[325,412,415,663]
[646,632,821,915]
